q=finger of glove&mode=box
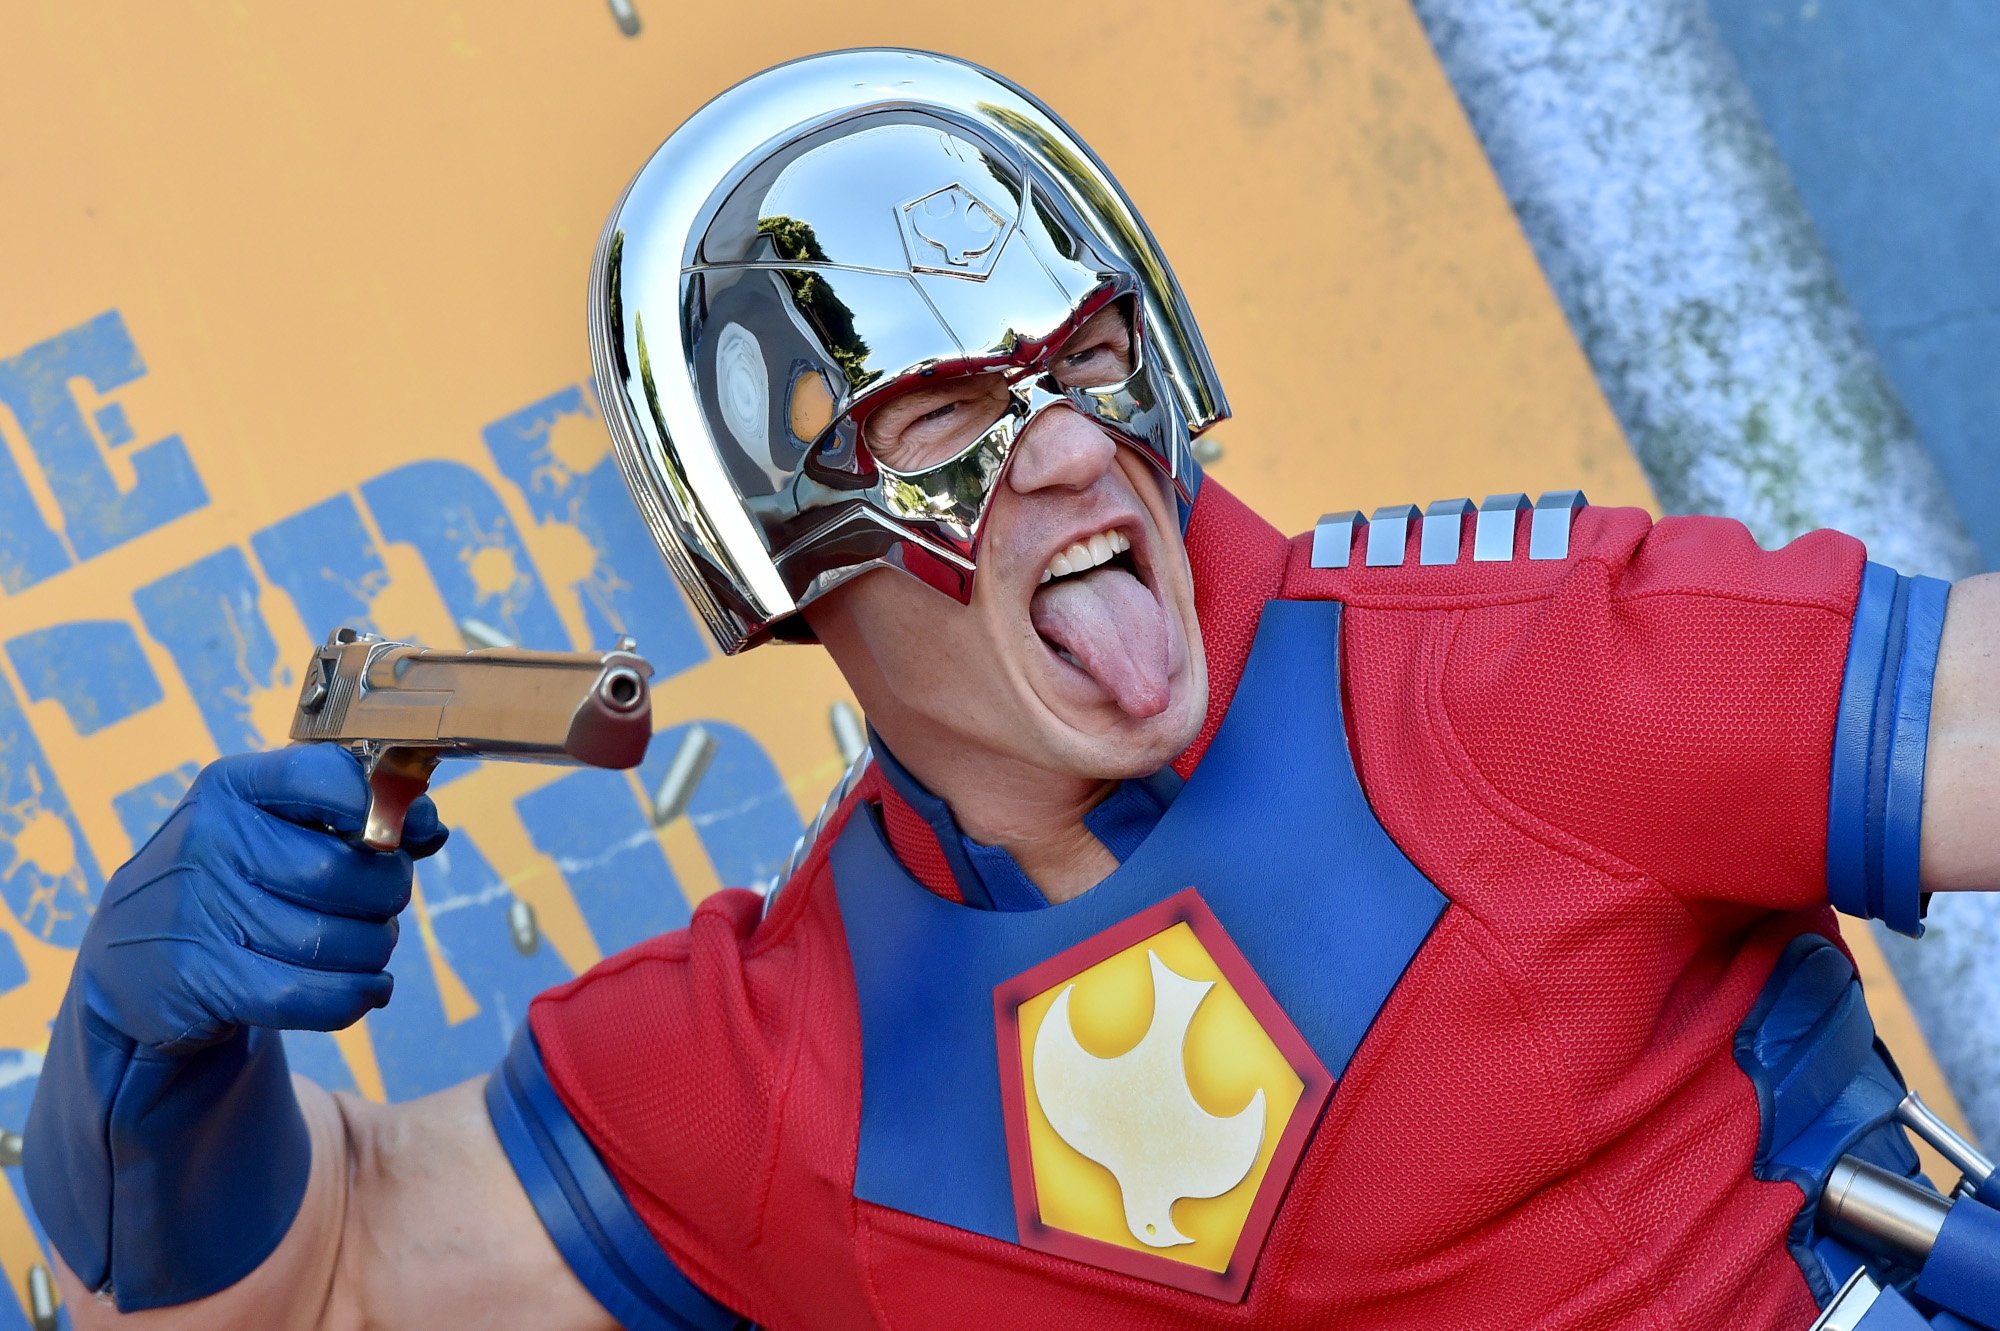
[221,947,394,1033]
[202,745,374,833]
[224,889,400,974]
[203,745,451,858]
[399,796,449,860]
[213,808,416,922]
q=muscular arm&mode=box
[53,1077,615,1331]
[1922,572,2000,893]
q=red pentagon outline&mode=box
[992,887,1335,1302]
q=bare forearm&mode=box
[1922,572,2000,893]
[54,1077,610,1331]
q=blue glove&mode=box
[24,744,446,1312]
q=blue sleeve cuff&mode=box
[485,1026,742,1331]
[1828,562,1951,937]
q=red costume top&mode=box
[485,480,1951,1330]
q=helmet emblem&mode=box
[899,182,1012,279]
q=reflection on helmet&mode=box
[591,49,1229,654]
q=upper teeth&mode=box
[1041,529,1131,584]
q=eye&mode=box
[1049,303,1135,389]
[919,402,959,424]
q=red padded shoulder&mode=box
[1171,479,1291,777]
[1278,503,1867,908]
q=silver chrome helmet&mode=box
[590,48,1229,654]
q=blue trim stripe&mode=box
[484,1027,742,1331]
[1828,562,1951,937]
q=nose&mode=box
[1005,401,1117,496]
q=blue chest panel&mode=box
[832,599,1449,1243]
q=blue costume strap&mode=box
[1914,1196,2000,1328]
[1735,933,1924,1305]
[485,1026,743,1331]
[1829,562,1951,937]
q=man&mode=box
[24,47,2000,1330]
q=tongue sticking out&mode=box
[1030,565,1171,717]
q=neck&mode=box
[881,730,1118,905]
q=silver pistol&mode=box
[290,627,654,849]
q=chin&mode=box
[1043,662,1209,780]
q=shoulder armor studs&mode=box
[1312,490,1589,569]
[1529,490,1589,560]
[1420,498,1475,565]
[1310,510,1367,568]
[1475,493,1530,561]
[1366,503,1420,567]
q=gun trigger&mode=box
[360,747,443,852]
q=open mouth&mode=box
[1028,524,1172,718]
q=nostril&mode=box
[1008,405,1118,494]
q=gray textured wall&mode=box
[1711,0,2000,575]
[1410,0,2000,1145]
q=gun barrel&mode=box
[290,627,655,847]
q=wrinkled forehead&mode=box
[694,115,1124,405]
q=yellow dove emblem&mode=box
[1032,950,1267,1249]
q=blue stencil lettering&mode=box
[516,769,687,955]
[5,621,163,738]
[370,831,570,1102]
[0,669,102,947]
[132,547,288,756]
[360,462,569,652]
[483,389,708,674]
[0,935,24,1000]
[111,762,201,852]
[0,310,207,565]
[0,439,67,596]
[251,494,389,641]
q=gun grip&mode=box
[361,746,443,851]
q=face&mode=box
[805,303,1208,783]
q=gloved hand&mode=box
[25,744,448,1311]
[81,743,447,1052]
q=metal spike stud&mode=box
[1475,493,1531,562]
[1529,490,1589,560]
[1310,511,1367,569]
[1366,504,1421,567]
[1420,498,1475,565]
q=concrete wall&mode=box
[1712,0,2000,574]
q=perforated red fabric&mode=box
[1172,481,1291,778]
[869,769,964,904]
[529,485,1866,1330]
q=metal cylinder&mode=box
[1896,1092,1996,1191]
[507,898,540,956]
[829,700,867,768]
[651,724,716,827]
[27,1263,56,1331]
[1821,1156,1951,1264]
